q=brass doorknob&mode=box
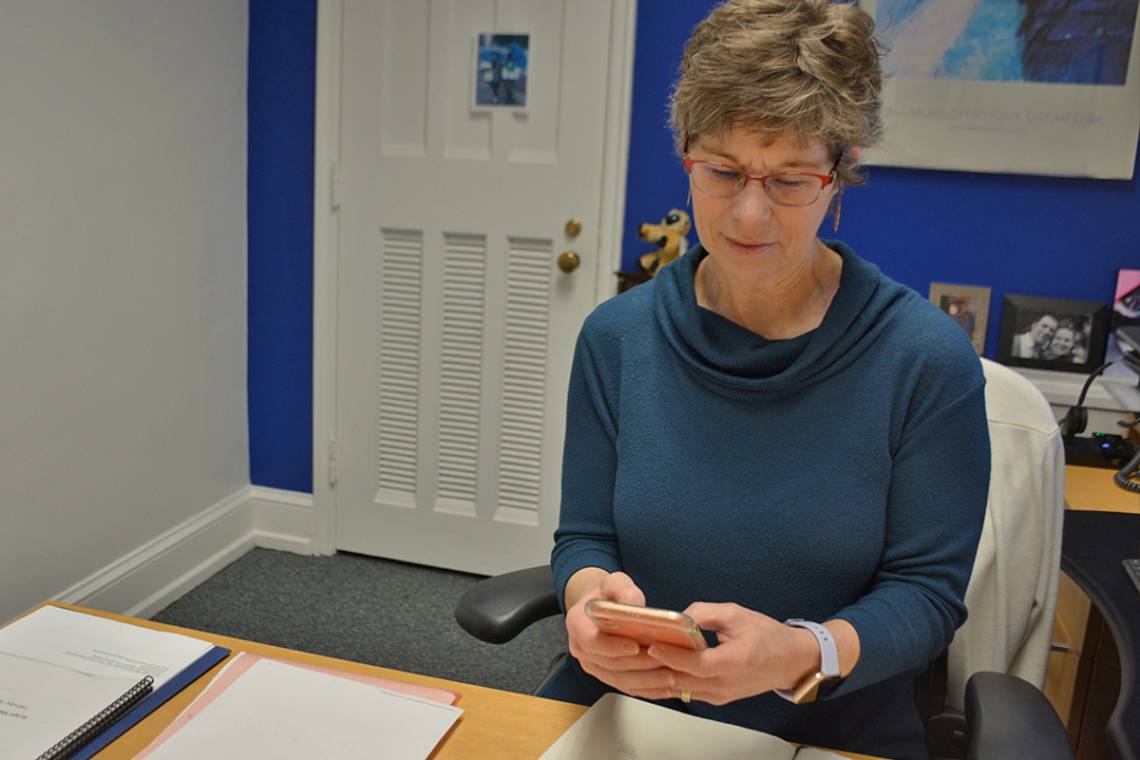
[557,251,580,273]
[565,218,582,238]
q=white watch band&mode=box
[774,619,841,704]
[785,619,840,678]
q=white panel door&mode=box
[335,0,616,574]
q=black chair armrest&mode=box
[965,672,1074,760]
[454,565,561,644]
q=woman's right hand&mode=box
[564,570,679,699]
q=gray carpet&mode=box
[151,548,567,695]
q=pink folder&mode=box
[136,653,460,757]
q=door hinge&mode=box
[327,438,339,488]
[330,161,341,212]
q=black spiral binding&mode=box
[37,674,155,760]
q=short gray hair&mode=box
[670,0,883,187]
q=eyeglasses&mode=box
[682,158,836,207]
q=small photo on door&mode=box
[473,33,530,110]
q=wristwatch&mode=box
[774,619,841,704]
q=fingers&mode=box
[617,678,729,706]
[578,659,677,697]
[646,641,716,677]
[590,632,638,658]
[633,686,726,705]
[566,593,654,666]
[570,620,639,658]
[643,668,734,706]
[566,604,639,658]
[631,687,677,701]
[569,641,662,672]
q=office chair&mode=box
[456,359,1072,760]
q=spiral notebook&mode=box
[36,675,155,760]
[0,605,230,760]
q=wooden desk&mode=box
[1060,512,1140,760]
[1065,464,1140,514]
[26,604,878,760]
[1051,464,1139,720]
[1046,465,1140,759]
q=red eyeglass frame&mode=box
[681,157,837,193]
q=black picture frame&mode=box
[998,294,1109,373]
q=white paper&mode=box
[0,606,213,689]
[538,693,845,760]
[144,658,463,760]
[0,606,214,758]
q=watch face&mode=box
[791,672,827,704]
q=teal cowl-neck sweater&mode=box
[549,242,990,759]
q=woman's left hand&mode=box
[643,602,818,705]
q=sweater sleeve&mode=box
[1005,425,1064,689]
[550,330,624,612]
[827,379,991,697]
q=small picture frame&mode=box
[1112,268,1140,327]
[1108,268,1140,374]
[472,33,530,110]
[928,282,990,355]
[997,294,1109,374]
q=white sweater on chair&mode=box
[946,359,1065,711]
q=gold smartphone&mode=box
[585,600,707,650]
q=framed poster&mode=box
[861,0,1140,179]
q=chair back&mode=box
[946,358,1065,711]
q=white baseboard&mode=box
[53,485,319,620]
[248,485,320,554]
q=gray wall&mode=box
[0,0,249,622]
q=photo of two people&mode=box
[998,294,1109,373]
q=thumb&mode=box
[683,602,741,632]
[602,572,646,606]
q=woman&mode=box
[1044,323,1076,362]
[544,2,990,758]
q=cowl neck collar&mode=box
[651,240,909,394]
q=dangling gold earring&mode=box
[832,189,844,233]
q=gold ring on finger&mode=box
[680,688,692,704]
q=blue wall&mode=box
[625,0,1140,359]
[249,0,1138,492]
[248,0,315,492]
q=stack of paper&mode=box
[138,655,463,759]
[538,693,845,760]
[0,606,225,759]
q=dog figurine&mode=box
[638,209,691,275]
